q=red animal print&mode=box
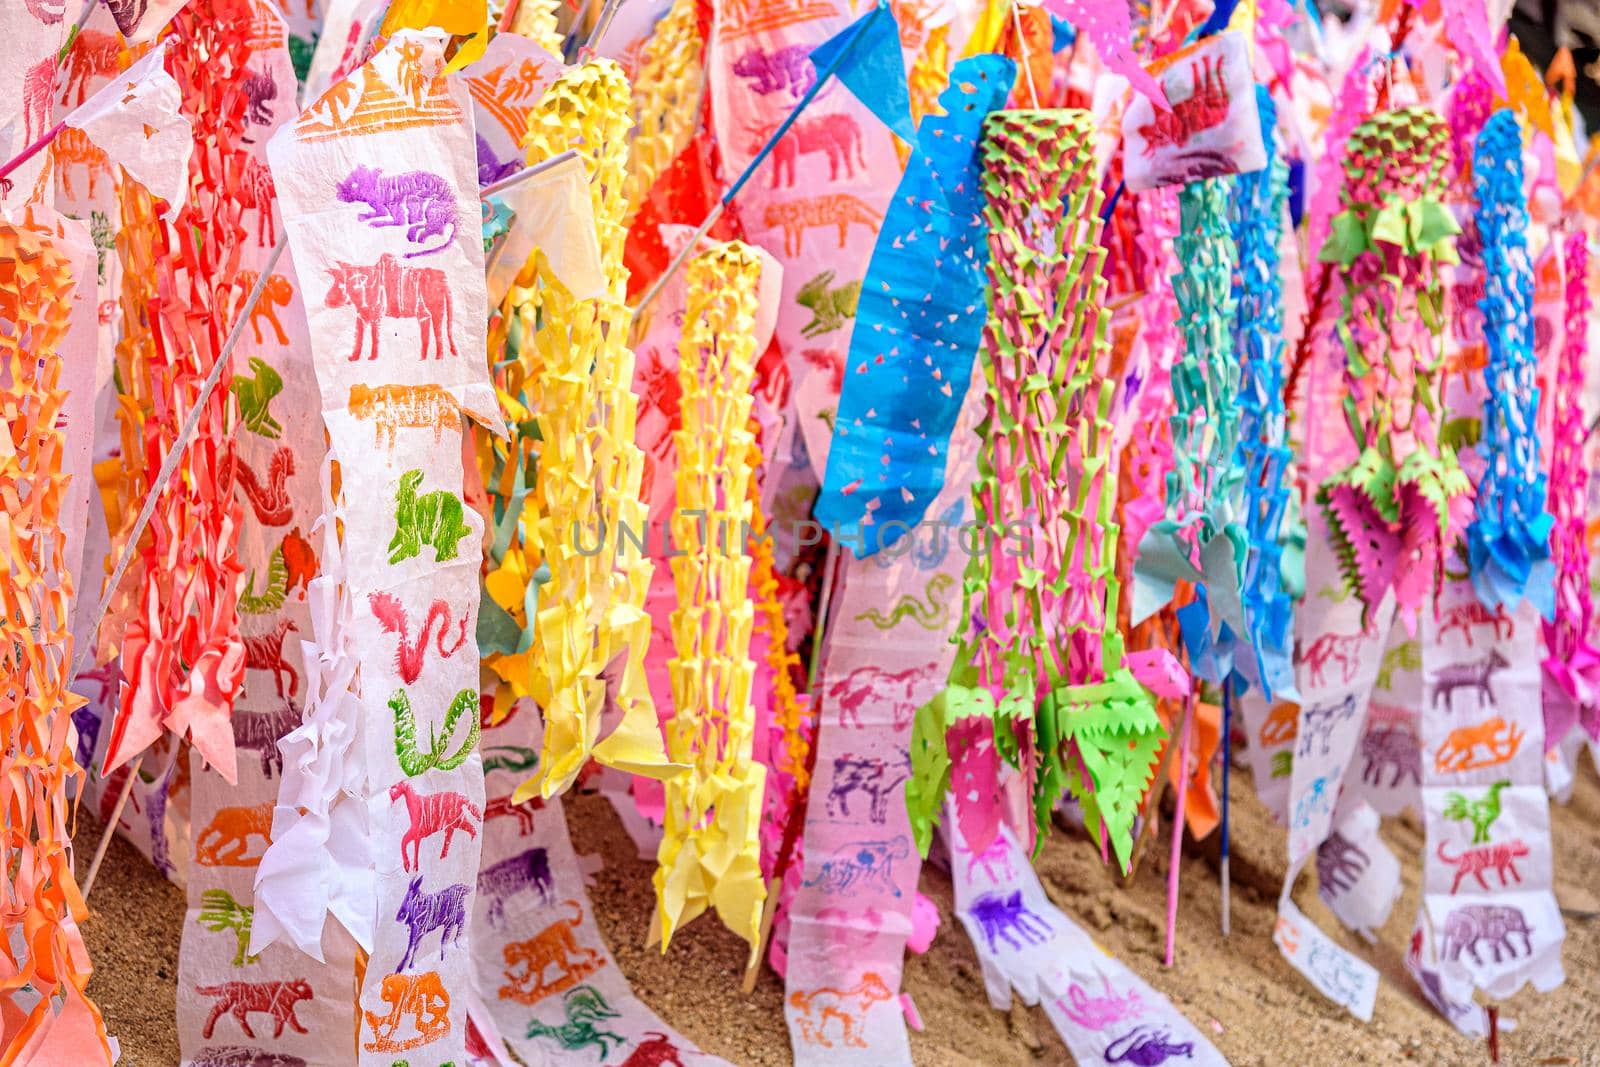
[244,618,300,699]
[52,127,108,200]
[1136,54,1230,153]
[1300,631,1363,686]
[1437,601,1513,646]
[368,591,468,684]
[485,794,543,833]
[326,253,457,362]
[236,445,295,526]
[620,1032,686,1067]
[240,154,277,246]
[282,526,318,598]
[199,979,313,1040]
[800,347,844,393]
[826,663,939,729]
[61,29,120,105]
[22,57,53,144]
[1437,840,1529,894]
[389,780,480,871]
[754,114,867,189]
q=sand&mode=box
[77,760,1600,1065]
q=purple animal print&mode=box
[969,891,1052,952]
[1429,650,1509,712]
[192,1049,307,1067]
[240,70,277,141]
[71,705,101,772]
[804,837,910,897]
[103,0,146,36]
[334,165,458,258]
[1103,1025,1194,1064]
[1359,723,1420,787]
[826,754,909,823]
[395,875,469,972]
[1316,830,1370,899]
[234,700,300,779]
[732,44,816,97]
[477,846,553,926]
[476,135,520,187]
[1297,694,1357,758]
[1441,904,1533,964]
[146,755,177,879]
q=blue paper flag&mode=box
[813,54,1016,557]
[810,0,918,147]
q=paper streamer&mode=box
[623,0,706,225]
[812,54,1013,557]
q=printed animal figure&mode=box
[394,875,469,972]
[196,804,274,867]
[1298,695,1357,758]
[389,781,479,871]
[733,44,815,96]
[282,527,317,598]
[964,834,1015,883]
[391,687,480,777]
[236,446,295,526]
[795,270,861,338]
[348,382,460,447]
[23,0,63,23]
[1292,776,1332,831]
[197,889,259,967]
[1306,942,1366,1007]
[827,663,937,729]
[826,755,909,823]
[854,572,956,631]
[198,979,312,1040]
[1316,831,1369,898]
[103,0,148,37]
[788,973,893,1049]
[1437,601,1513,646]
[70,705,100,770]
[61,29,119,105]
[620,1031,686,1067]
[484,794,542,833]
[1442,904,1533,964]
[234,700,298,778]
[243,619,300,699]
[238,546,288,615]
[240,155,277,246]
[52,127,108,199]
[1137,54,1230,153]
[369,591,468,684]
[1300,631,1363,686]
[234,273,294,347]
[1105,1025,1195,1064]
[192,1048,306,1067]
[500,902,603,1003]
[1429,650,1509,712]
[362,971,450,1054]
[1376,640,1421,691]
[757,114,867,188]
[22,57,53,144]
[970,890,1052,952]
[232,356,285,437]
[482,744,539,776]
[336,164,458,257]
[763,194,881,256]
[479,847,555,926]
[388,469,472,564]
[1443,779,1510,844]
[242,69,278,133]
[326,254,457,362]
[1438,839,1528,894]
[1434,717,1524,774]
[1056,977,1143,1030]
[804,837,910,897]
[1258,701,1299,746]
[476,134,520,186]
[524,985,623,1056]
[1360,723,1420,787]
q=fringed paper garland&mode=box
[623,0,706,227]
[655,241,769,952]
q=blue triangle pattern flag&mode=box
[809,0,919,147]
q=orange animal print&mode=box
[199,979,312,1040]
[234,270,294,345]
[53,127,108,200]
[22,57,53,144]
[195,803,274,867]
[282,526,318,598]
[721,0,838,40]
[60,29,120,105]
[295,58,462,142]
[498,900,604,1005]
[788,973,894,1049]
[464,56,559,141]
[754,114,867,189]
[762,194,882,256]
[348,382,461,447]
[239,155,277,246]
[363,971,451,1054]
[1434,717,1525,774]
[1442,341,1488,396]
[326,255,457,363]
[1258,701,1299,747]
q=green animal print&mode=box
[288,32,319,86]
[796,270,860,338]
[388,469,472,565]
[1375,639,1420,691]
[392,687,480,777]
[1271,750,1292,779]
[482,744,539,776]
[1315,584,1351,603]
[855,573,955,632]
[1439,415,1482,452]
[232,356,285,439]
[90,210,112,283]
[1444,780,1510,844]
[239,545,287,614]
[197,889,259,966]
[525,985,623,1057]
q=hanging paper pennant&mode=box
[1121,30,1266,192]
[1042,0,1168,109]
[809,0,916,146]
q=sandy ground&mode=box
[77,760,1600,1065]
